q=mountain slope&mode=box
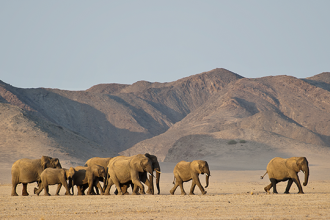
[1,69,242,155]
[1,70,330,183]
[121,75,330,162]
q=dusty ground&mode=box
[1,163,330,220]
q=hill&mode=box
[1,69,330,183]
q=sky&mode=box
[1,1,330,91]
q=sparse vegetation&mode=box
[228,140,237,145]
[239,140,247,143]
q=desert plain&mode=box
[1,162,330,220]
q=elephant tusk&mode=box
[155,170,161,174]
[148,172,156,178]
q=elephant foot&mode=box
[11,192,18,196]
[284,191,290,194]
[45,193,51,196]
[181,192,187,195]
[189,192,195,195]
[123,192,129,195]
[22,192,29,196]
[146,189,153,195]
[264,187,269,193]
[132,192,140,195]
[202,191,207,195]
[298,192,304,194]
[170,190,174,195]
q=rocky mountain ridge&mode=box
[1,69,330,182]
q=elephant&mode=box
[11,156,62,196]
[70,165,106,195]
[116,153,161,195]
[34,167,75,196]
[170,160,210,195]
[104,154,153,195]
[84,157,113,194]
[260,157,309,194]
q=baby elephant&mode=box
[70,165,106,195]
[170,160,210,195]
[34,167,75,196]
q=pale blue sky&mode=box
[1,1,329,90]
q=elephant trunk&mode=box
[69,178,74,195]
[303,166,309,186]
[155,168,161,194]
[205,171,210,188]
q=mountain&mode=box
[122,74,330,161]
[1,69,330,183]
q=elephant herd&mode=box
[11,154,309,196]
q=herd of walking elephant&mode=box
[10,153,310,196]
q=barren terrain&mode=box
[1,162,330,220]
[1,70,330,219]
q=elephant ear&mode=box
[296,157,307,169]
[68,167,75,178]
[197,162,204,174]
[98,167,105,177]
[54,158,61,168]
[140,158,149,171]
[286,157,300,172]
[41,156,50,169]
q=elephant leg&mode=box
[132,179,144,195]
[55,183,62,195]
[44,185,51,196]
[293,177,304,194]
[34,185,43,196]
[11,182,19,196]
[120,183,130,195]
[284,179,293,194]
[264,183,272,193]
[144,178,153,195]
[86,180,94,195]
[62,181,71,195]
[140,172,153,195]
[112,178,123,195]
[178,180,186,195]
[194,176,206,195]
[189,180,196,195]
[270,178,278,194]
[170,181,179,195]
[172,177,186,195]
[95,180,104,195]
[104,179,113,195]
[77,186,84,195]
[22,183,29,196]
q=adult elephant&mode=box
[11,156,62,196]
[119,153,161,195]
[170,160,210,195]
[34,167,75,196]
[261,157,309,194]
[104,154,153,195]
[70,165,106,195]
[84,157,112,194]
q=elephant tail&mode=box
[260,171,268,179]
[172,176,176,185]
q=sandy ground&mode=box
[1,162,330,220]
